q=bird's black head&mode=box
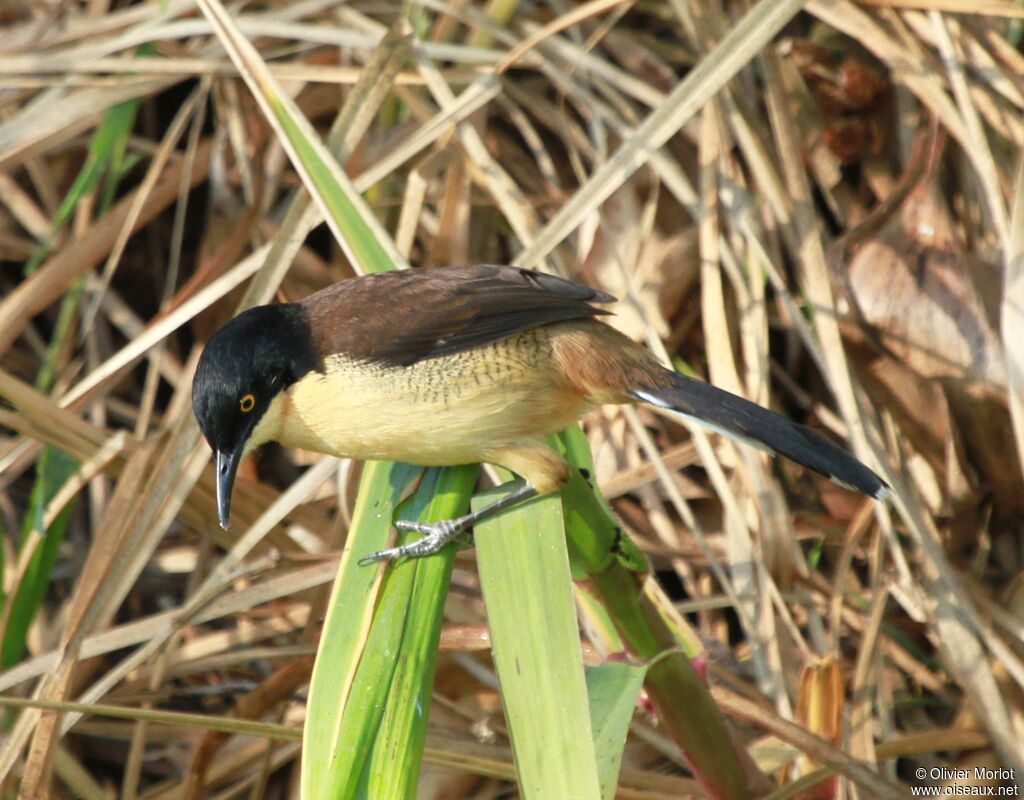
[192,303,318,529]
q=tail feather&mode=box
[634,372,888,499]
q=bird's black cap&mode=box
[192,302,319,528]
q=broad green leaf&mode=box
[586,661,646,800]
[303,464,480,799]
[474,484,601,799]
[555,432,748,799]
[301,460,420,797]
[365,465,478,798]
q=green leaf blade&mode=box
[301,460,421,798]
[474,486,602,799]
[586,661,646,800]
[365,465,479,798]
[303,464,479,800]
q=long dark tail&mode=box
[633,371,888,499]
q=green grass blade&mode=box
[187,10,472,793]
[24,44,150,276]
[554,428,750,799]
[194,0,407,274]
[0,448,77,668]
[237,28,412,309]
[3,94,140,669]
[303,464,480,799]
[23,99,139,276]
[474,485,602,799]
[556,428,647,575]
[190,11,483,793]
[34,86,139,393]
[301,460,421,798]
[327,549,423,798]
[586,661,646,800]
[365,465,479,798]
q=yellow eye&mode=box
[239,393,256,413]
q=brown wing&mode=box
[300,265,615,367]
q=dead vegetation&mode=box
[0,0,1023,796]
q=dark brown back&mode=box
[300,265,615,367]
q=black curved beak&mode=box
[215,447,243,530]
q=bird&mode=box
[192,265,887,563]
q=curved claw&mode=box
[357,547,402,567]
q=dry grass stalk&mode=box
[0,0,1021,795]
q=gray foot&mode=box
[357,482,538,566]
[357,515,471,565]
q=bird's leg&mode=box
[358,483,538,565]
